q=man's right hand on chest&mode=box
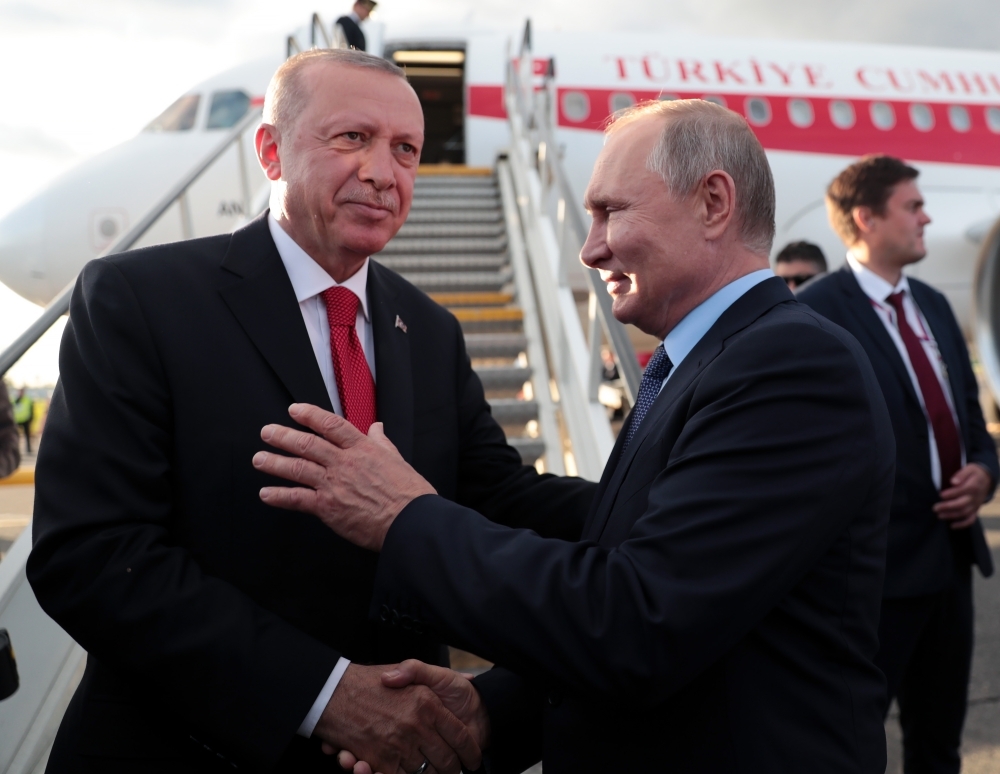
[313,662,485,774]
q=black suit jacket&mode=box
[335,16,366,51]
[370,278,895,774]
[27,214,594,772]
[798,266,997,597]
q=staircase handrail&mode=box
[504,21,641,478]
[0,105,264,378]
[511,24,641,402]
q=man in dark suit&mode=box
[256,99,896,774]
[798,155,998,774]
[335,0,375,51]
[27,48,592,774]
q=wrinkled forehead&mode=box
[586,118,665,203]
[301,62,423,131]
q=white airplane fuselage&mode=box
[3,26,1000,334]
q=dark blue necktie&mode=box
[621,344,673,454]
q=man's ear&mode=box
[255,123,282,182]
[852,206,876,237]
[700,170,737,241]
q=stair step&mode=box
[453,308,523,324]
[400,270,512,293]
[413,187,499,198]
[405,210,502,224]
[380,236,508,255]
[410,198,500,210]
[508,437,546,465]
[396,223,506,238]
[416,178,497,189]
[431,292,514,307]
[475,365,532,390]
[489,398,539,425]
[464,333,527,358]
[377,255,508,273]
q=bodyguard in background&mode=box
[335,0,375,51]
[774,239,827,290]
[0,381,20,479]
[799,154,997,774]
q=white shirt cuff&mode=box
[297,657,351,737]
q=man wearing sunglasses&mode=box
[774,240,827,290]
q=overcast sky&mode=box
[2,0,999,384]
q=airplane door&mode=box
[386,45,466,165]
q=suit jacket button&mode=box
[380,605,390,622]
[547,690,562,707]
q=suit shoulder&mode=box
[101,232,233,284]
[734,300,871,372]
[794,271,843,305]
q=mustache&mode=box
[341,187,399,214]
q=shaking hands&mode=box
[317,660,490,774]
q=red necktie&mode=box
[322,286,376,433]
[886,291,962,487]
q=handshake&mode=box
[315,659,490,774]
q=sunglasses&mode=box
[781,274,816,287]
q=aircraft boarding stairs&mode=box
[378,169,552,469]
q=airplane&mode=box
[3,19,1000,341]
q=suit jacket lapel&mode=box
[836,267,922,411]
[368,261,414,464]
[218,213,333,412]
[584,277,793,541]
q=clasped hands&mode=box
[253,405,486,773]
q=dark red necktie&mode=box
[886,291,961,487]
[321,286,376,433]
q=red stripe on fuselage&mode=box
[467,85,507,119]
[466,84,1000,167]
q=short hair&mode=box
[775,240,827,271]
[607,99,776,255]
[263,49,406,133]
[826,155,919,244]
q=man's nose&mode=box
[358,142,395,190]
[579,220,611,268]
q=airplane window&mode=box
[144,94,200,132]
[829,100,855,129]
[909,103,934,132]
[788,99,814,128]
[949,105,971,132]
[562,91,590,122]
[745,97,771,126]
[610,92,636,113]
[702,95,727,107]
[986,107,1000,133]
[207,90,251,130]
[658,93,679,101]
[870,102,895,130]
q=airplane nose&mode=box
[0,196,47,305]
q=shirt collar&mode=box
[663,268,775,371]
[845,251,909,305]
[268,213,370,321]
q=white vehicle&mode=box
[3,26,1000,334]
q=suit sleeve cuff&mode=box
[297,657,351,737]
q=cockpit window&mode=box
[207,90,251,130]
[144,94,200,132]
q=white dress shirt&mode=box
[267,214,373,737]
[845,252,963,489]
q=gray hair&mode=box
[609,99,776,255]
[264,49,407,133]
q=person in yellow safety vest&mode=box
[13,387,33,454]
[0,382,19,478]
